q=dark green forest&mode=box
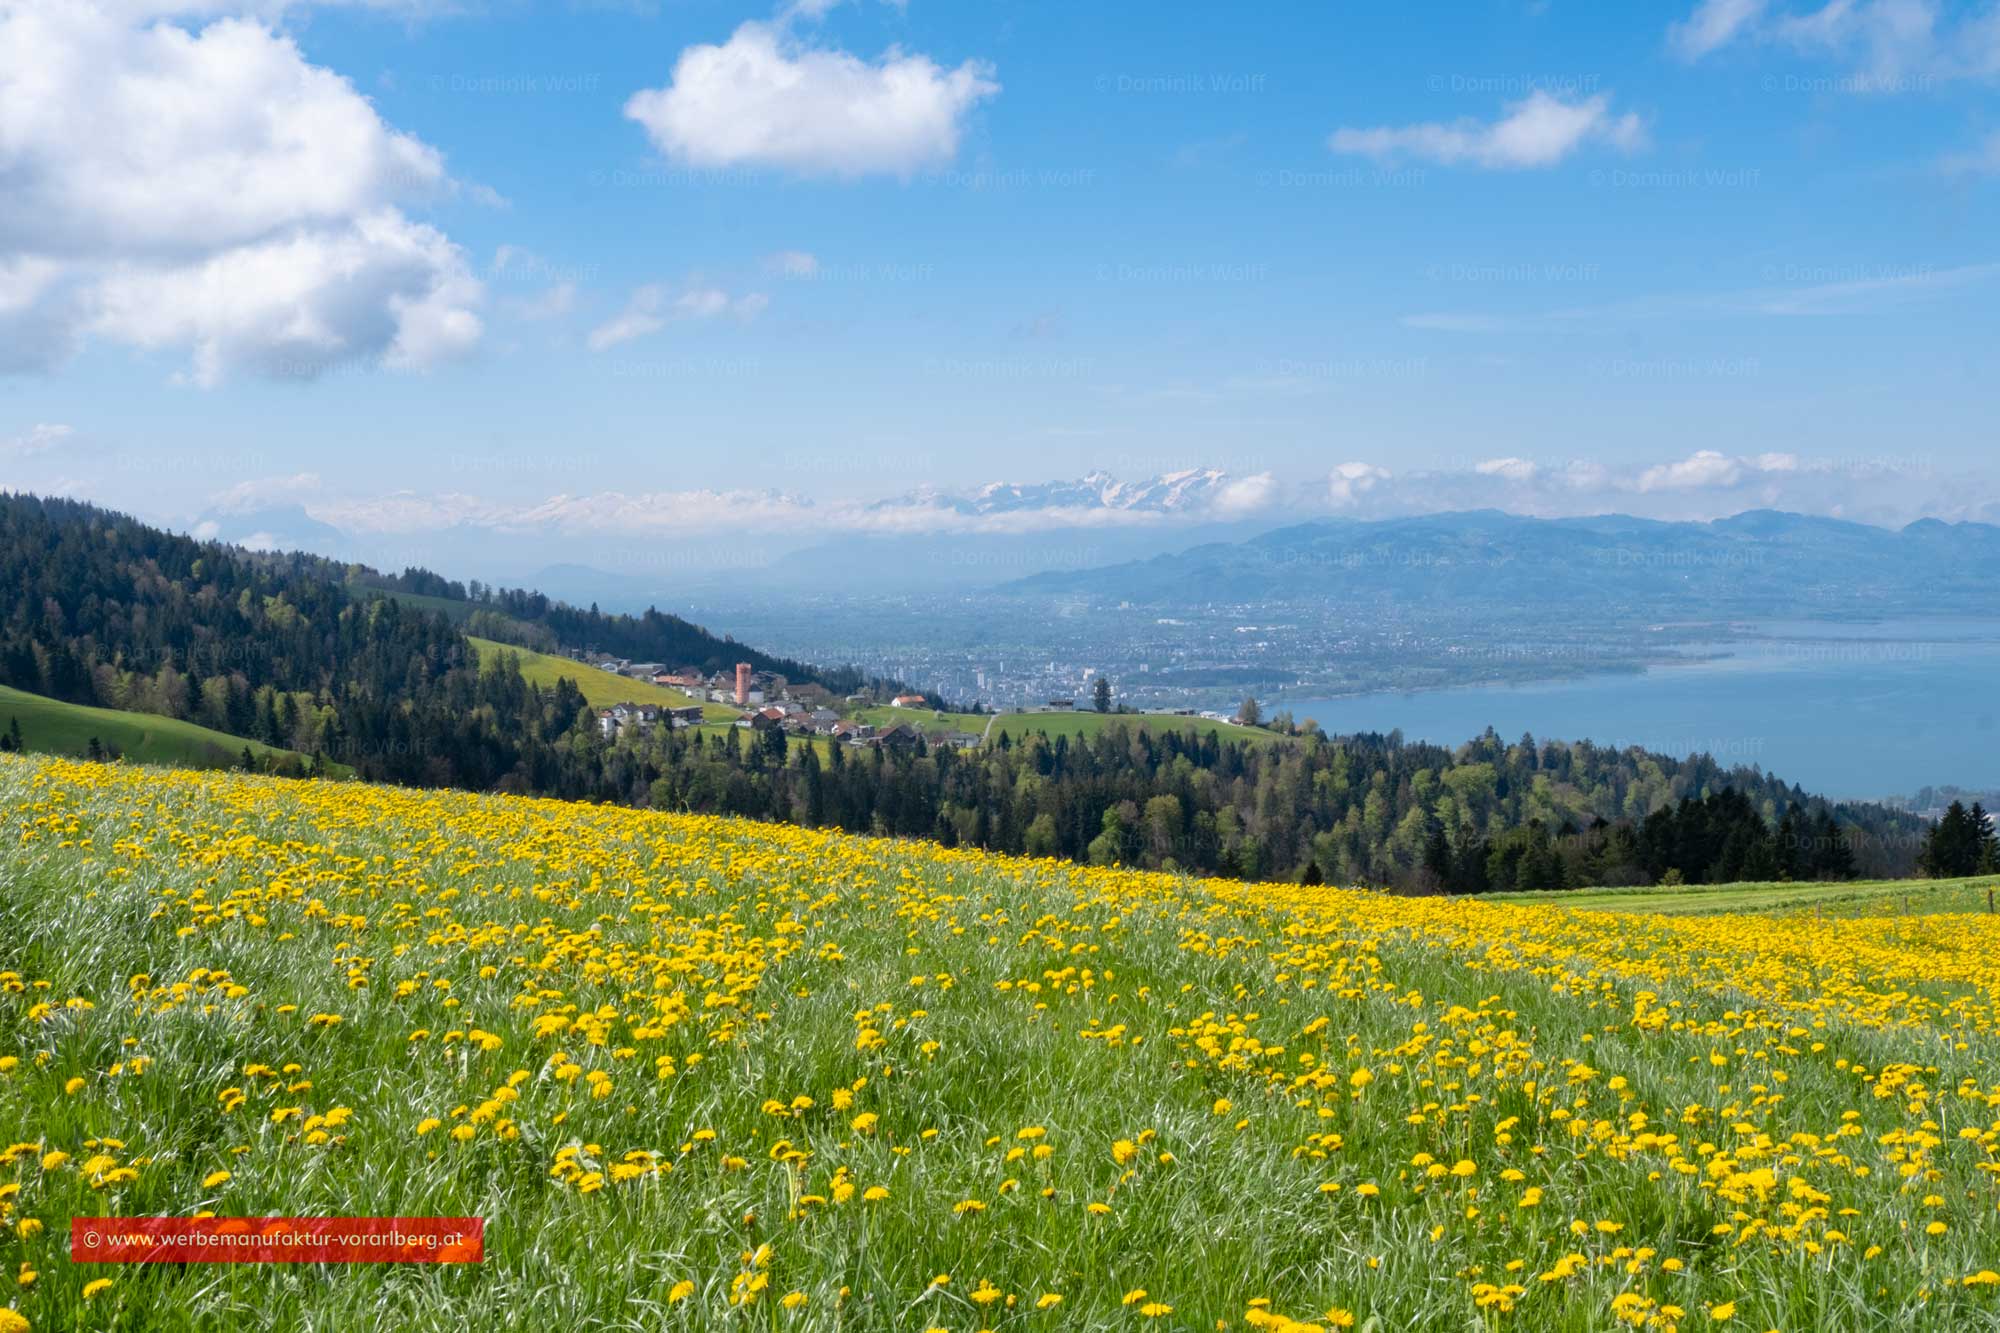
[589,720,1925,888]
[0,492,1946,890]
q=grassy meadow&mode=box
[0,685,316,773]
[1492,875,2000,918]
[983,711,1282,749]
[3,752,2000,1331]
[463,637,738,721]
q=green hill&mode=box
[0,684,322,771]
[464,637,739,720]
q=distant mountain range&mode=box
[1004,509,2000,611]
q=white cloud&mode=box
[765,249,821,277]
[1328,91,1647,169]
[1328,462,1391,506]
[1669,0,1770,58]
[1212,472,1279,516]
[1636,450,1746,492]
[1476,456,1539,481]
[1670,0,2000,86]
[219,454,2000,547]
[87,212,479,386]
[1,422,74,456]
[1635,449,1802,492]
[587,283,769,351]
[0,3,480,382]
[209,472,323,512]
[315,487,817,536]
[623,20,998,178]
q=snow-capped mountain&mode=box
[873,469,1262,517]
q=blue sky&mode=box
[2,0,1998,564]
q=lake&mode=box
[1290,619,2000,802]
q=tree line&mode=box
[575,719,1921,888]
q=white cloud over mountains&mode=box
[1314,450,1962,524]
[623,18,999,178]
[200,451,1996,551]
[0,1,481,383]
[1329,91,1648,169]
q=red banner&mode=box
[72,1217,483,1264]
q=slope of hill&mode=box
[0,683,320,771]
[1005,508,2000,611]
[464,636,737,719]
[1490,872,1998,916]
[2,750,1993,1330]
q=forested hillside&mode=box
[355,567,895,696]
[0,492,1931,890]
[594,720,1924,887]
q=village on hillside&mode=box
[568,652,1235,753]
[576,654,989,749]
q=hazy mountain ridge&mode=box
[1004,509,2000,610]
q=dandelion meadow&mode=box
[2,753,1999,1332]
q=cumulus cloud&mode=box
[0,3,481,382]
[89,212,480,385]
[586,283,769,351]
[1636,450,1799,492]
[1213,472,1280,516]
[623,19,999,178]
[1328,91,1647,169]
